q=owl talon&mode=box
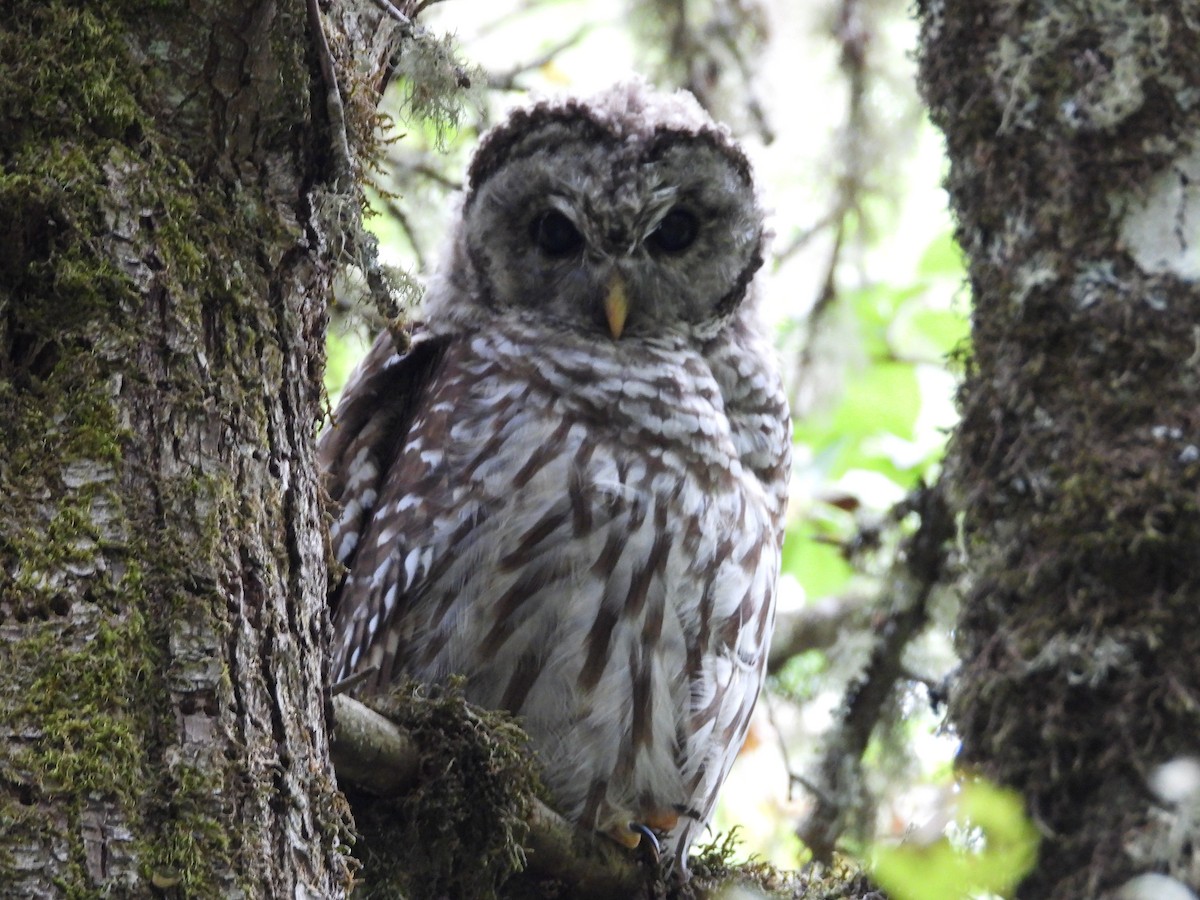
[606,822,644,849]
[605,815,677,859]
[630,822,661,861]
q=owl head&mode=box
[425,80,766,342]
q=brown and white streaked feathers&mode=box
[320,80,790,868]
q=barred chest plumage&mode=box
[330,318,783,856]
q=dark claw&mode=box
[330,665,379,696]
[629,822,661,861]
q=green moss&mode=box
[0,5,142,145]
[685,832,872,899]
[0,4,235,889]
[143,763,237,893]
[0,0,359,892]
[349,681,539,900]
[17,612,150,797]
[0,152,133,338]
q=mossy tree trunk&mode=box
[0,3,403,895]
[918,1,1200,896]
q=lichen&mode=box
[918,0,1200,893]
[989,3,1171,134]
[1115,138,1200,280]
[388,30,482,151]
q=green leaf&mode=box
[891,307,970,361]
[780,527,853,599]
[837,361,920,441]
[849,283,925,358]
[870,781,1039,900]
[916,231,966,280]
[325,331,371,403]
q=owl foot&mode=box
[606,822,645,850]
[641,809,681,832]
[605,808,681,859]
[606,822,662,861]
[630,823,661,860]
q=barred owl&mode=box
[321,80,790,869]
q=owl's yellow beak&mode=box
[604,275,628,339]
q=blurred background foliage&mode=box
[326,0,977,879]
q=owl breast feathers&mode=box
[320,80,791,868]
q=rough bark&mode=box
[0,2,402,895]
[918,1,1200,896]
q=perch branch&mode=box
[330,694,421,793]
[330,694,645,896]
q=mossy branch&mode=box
[330,693,646,897]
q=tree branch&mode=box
[767,591,872,674]
[794,482,954,860]
[485,26,592,91]
[330,694,646,896]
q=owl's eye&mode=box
[648,208,699,254]
[530,210,584,257]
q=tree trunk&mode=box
[0,3,401,895]
[918,1,1200,896]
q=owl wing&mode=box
[319,329,449,645]
[705,308,792,535]
[664,315,791,861]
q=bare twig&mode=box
[773,210,841,266]
[306,0,353,191]
[330,666,379,696]
[782,0,874,391]
[408,161,463,191]
[383,150,464,191]
[472,0,553,40]
[767,592,872,674]
[413,0,450,18]
[381,197,427,271]
[486,27,592,91]
[763,690,801,802]
[794,481,954,861]
[369,0,416,33]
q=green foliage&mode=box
[325,328,373,405]
[795,253,965,484]
[780,516,854,601]
[784,230,967,609]
[870,781,1039,900]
